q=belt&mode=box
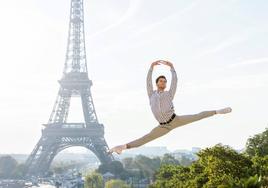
[159,113,176,125]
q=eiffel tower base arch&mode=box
[25,124,114,176]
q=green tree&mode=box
[251,155,268,185]
[105,179,130,188]
[160,153,180,166]
[121,155,161,179]
[152,164,191,188]
[244,127,268,186]
[122,157,133,169]
[85,172,104,188]
[134,155,161,178]
[13,163,26,178]
[179,155,193,166]
[0,155,18,178]
[97,160,130,179]
[197,143,253,187]
[151,144,257,188]
[245,127,268,157]
[97,160,124,175]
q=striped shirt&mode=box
[146,66,178,123]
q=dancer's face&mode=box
[156,78,167,90]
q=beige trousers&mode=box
[126,110,216,149]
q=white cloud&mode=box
[131,0,201,37]
[196,33,250,57]
[184,73,268,90]
[88,0,143,40]
[228,57,268,68]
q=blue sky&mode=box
[0,0,267,154]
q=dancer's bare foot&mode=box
[216,107,232,114]
[108,144,127,154]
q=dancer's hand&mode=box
[159,60,173,68]
[150,60,161,68]
[107,144,127,155]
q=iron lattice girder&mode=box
[48,72,99,125]
[25,126,113,176]
[59,72,92,90]
[42,124,104,137]
[25,0,114,176]
[65,0,88,73]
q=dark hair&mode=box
[156,75,167,83]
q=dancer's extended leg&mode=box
[168,110,217,130]
[108,125,171,154]
[168,107,232,130]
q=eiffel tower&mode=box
[25,0,114,176]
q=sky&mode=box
[0,0,267,155]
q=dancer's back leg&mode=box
[126,125,171,149]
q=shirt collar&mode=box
[156,90,164,94]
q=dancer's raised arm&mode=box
[169,65,177,100]
[147,61,160,97]
[160,60,177,99]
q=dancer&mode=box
[108,60,232,154]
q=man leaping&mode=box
[108,60,232,154]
